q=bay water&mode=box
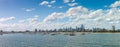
[0,33,120,47]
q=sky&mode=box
[0,0,120,31]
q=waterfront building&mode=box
[80,24,85,32]
[35,29,37,32]
[112,25,115,32]
[0,30,3,32]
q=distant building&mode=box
[25,30,30,32]
[80,24,85,32]
[112,25,115,31]
[0,30,3,32]
[93,28,102,32]
[35,29,37,32]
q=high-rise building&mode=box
[112,25,115,32]
[0,30,3,32]
[35,29,37,32]
[81,24,85,32]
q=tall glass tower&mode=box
[81,24,85,32]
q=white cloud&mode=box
[104,5,108,8]
[88,9,103,19]
[7,23,30,31]
[40,0,56,8]
[0,16,40,31]
[43,2,120,29]
[72,0,75,2]
[40,1,49,5]
[43,6,89,22]
[58,6,63,8]
[34,15,39,18]
[63,0,76,3]
[66,6,88,16]
[24,8,35,12]
[63,0,70,3]
[0,17,28,31]
[43,12,65,22]
[0,17,15,22]
[104,8,120,21]
[68,3,78,6]
[50,0,56,4]
[110,1,120,8]
[48,5,52,8]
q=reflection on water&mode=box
[0,33,120,47]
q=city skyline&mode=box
[0,0,120,31]
[0,24,118,33]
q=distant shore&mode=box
[0,31,120,35]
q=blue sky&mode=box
[0,0,120,31]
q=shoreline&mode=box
[0,31,120,35]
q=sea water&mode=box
[0,33,120,47]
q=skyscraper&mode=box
[35,29,37,32]
[81,24,85,32]
[112,25,115,32]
